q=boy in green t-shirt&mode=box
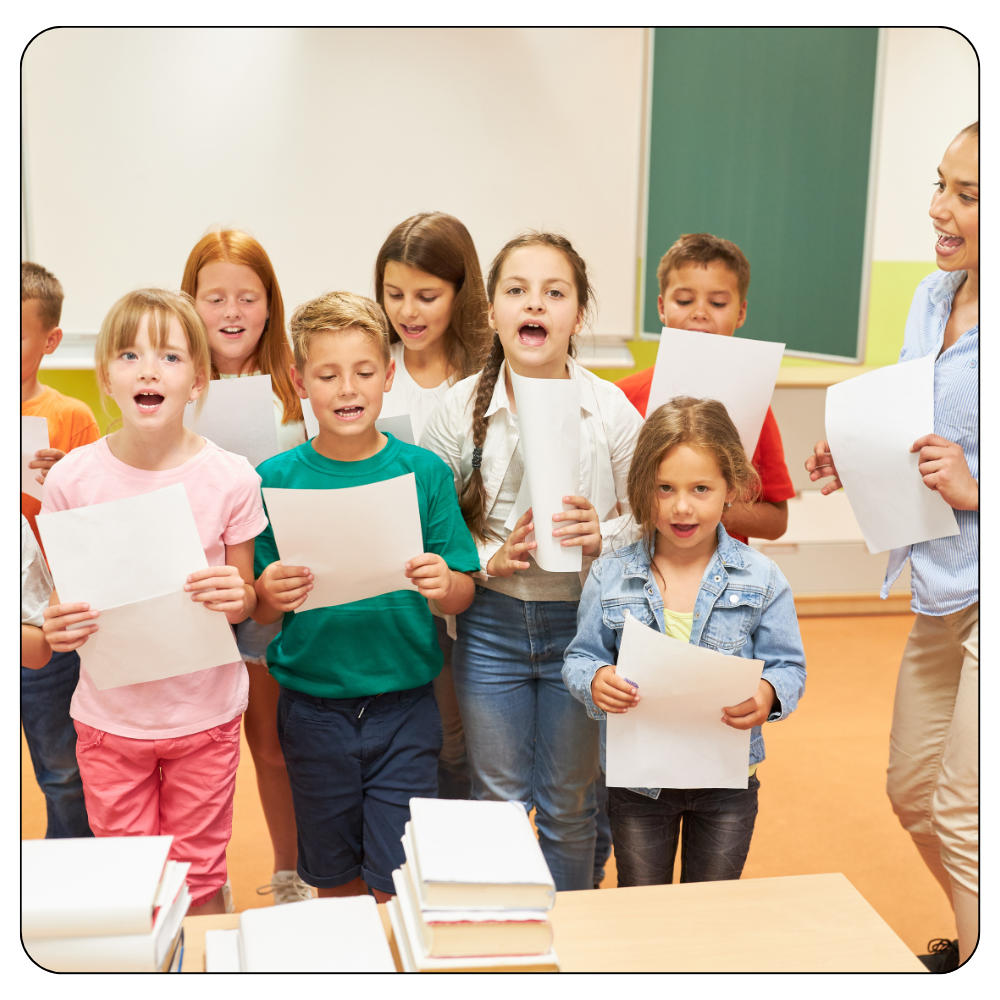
[253,291,479,902]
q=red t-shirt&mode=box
[614,367,795,544]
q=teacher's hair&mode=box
[627,397,760,557]
[458,231,593,544]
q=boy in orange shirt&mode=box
[617,233,794,544]
[21,261,99,838]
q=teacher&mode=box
[806,121,979,971]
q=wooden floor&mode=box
[22,614,956,957]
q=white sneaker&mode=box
[256,870,315,905]
[221,878,235,913]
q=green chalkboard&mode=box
[643,27,879,360]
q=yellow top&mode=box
[662,607,757,779]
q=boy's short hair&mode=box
[656,233,751,302]
[21,262,64,330]
[290,291,391,369]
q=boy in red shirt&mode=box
[21,261,99,839]
[617,233,794,543]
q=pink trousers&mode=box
[74,715,241,907]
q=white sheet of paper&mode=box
[646,328,785,455]
[36,484,210,610]
[375,413,416,445]
[824,356,960,554]
[605,613,763,790]
[78,590,241,690]
[301,397,320,439]
[184,374,279,469]
[509,371,582,573]
[21,416,49,501]
[36,484,241,690]
[263,473,424,612]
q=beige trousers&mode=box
[886,602,978,963]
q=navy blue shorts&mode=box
[276,682,442,895]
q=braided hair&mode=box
[458,231,593,543]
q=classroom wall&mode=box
[26,28,977,388]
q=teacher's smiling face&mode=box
[930,131,979,273]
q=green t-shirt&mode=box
[254,433,480,699]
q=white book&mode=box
[237,896,396,972]
[22,835,173,939]
[24,862,190,972]
[394,865,553,959]
[387,891,559,973]
[405,798,555,910]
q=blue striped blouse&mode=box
[881,269,979,615]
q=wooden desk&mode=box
[182,873,924,973]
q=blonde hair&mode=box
[656,233,751,302]
[181,228,302,425]
[627,397,761,555]
[289,291,391,369]
[21,261,64,330]
[95,288,211,422]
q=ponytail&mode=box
[458,332,505,543]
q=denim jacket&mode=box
[562,524,806,799]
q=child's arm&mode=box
[253,561,314,624]
[21,623,52,670]
[405,555,475,615]
[722,500,788,541]
[183,539,257,625]
[562,562,637,718]
[723,562,806,730]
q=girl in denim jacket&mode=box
[563,397,806,886]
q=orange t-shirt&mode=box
[614,367,795,544]
[21,385,100,548]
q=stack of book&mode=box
[204,896,396,972]
[22,836,189,972]
[388,798,560,972]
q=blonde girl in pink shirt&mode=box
[42,288,268,916]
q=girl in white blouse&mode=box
[374,213,493,801]
[421,232,642,890]
[182,229,308,905]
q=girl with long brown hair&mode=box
[563,396,806,890]
[374,212,492,800]
[181,229,309,905]
[421,232,642,890]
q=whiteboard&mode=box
[22,28,644,343]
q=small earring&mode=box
[187,399,196,405]
[725,502,733,508]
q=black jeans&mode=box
[608,774,760,886]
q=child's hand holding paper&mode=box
[184,564,251,615]
[42,601,100,652]
[591,664,640,714]
[256,561,315,615]
[721,678,776,730]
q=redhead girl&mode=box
[422,232,642,889]
[374,212,492,800]
[181,230,309,904]
[42,289,267,914]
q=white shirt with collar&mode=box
[419,356,643,577]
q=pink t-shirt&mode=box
[42,437,268,739]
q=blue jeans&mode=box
[433,616,472,800]
[21,650,93,839]
[594,768,612,886]
[453,586,598,891]
[608,775,760,886]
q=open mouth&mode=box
[670,523,698,538]
[518,322,548,346]
[134,392,165,411]
[400,324,426,338]
[334,405,365,421]
[934,227,965,256]
[220,326,245,339]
